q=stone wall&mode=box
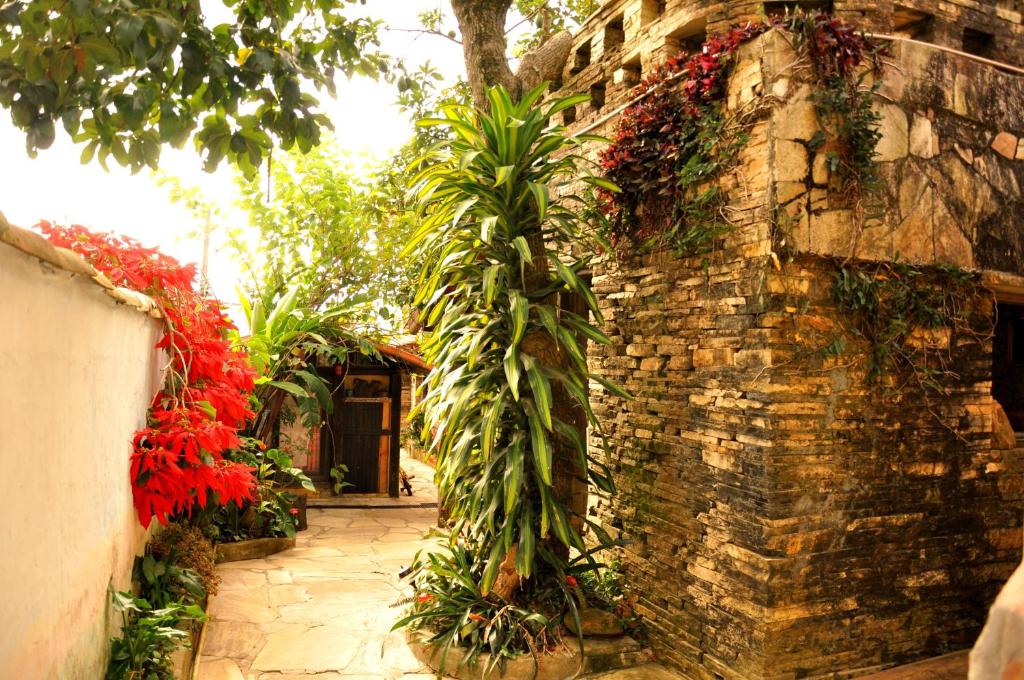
[766,35,1024,273]
[552,5,1024,676]
[0,218,164,679]
[559,0,1024,138]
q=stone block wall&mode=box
[552,6,1024,676]
[558,0,1024,136]
[764,34,1024,273]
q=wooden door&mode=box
[337,398,391,493]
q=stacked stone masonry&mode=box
[553,1,1024,677]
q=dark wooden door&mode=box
[338,399,389,493]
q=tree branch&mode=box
[384,26,462,46]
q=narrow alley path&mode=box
[197,456,448,680]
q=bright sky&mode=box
[0,1,467,320]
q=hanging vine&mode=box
[599,12,886,255]
[598,22,768,253]
[786,12,886,210]
[830,259,988,392]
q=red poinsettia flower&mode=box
[39,222,259,528]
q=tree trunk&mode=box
[450,1,573,108]
[449,0,587,603]
[451,0,519,108]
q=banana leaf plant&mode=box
[233,286,379,444]
[397,84,627,665]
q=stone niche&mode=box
[570,26,1024,680]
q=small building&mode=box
[279,340,428,497]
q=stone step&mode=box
[582,663,686,679]
[565,635,654,675]
[858,650,968,679]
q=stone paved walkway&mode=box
[196,456,680,680]
[197,456,447,680]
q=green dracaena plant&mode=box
[403,83,626,607]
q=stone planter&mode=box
[406,630,649,679]
[215,536,295,563]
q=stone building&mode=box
[553,0,1024,676]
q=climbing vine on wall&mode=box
[41,223,257,526]
[787,13,886,207]
[830,259,987,391]
[599,22,768,253]
[600,13,885,254]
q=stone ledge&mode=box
[0,210,162,319]
[214,536,296,563]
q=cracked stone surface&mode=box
[197,457,450,680]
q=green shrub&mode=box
[105,590,205,680]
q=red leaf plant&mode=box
[599,13,883,248]
[40,222,258,527]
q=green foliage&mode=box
[399,84,623,667]
[664,108,750,254]
[599,23,770,255]
[133,552,206,610]
[807,75,883,200]
[201,442,312,541]
[105,590,204,680]
[232,143,417,317]
[575,561,643,639]
[0,0,387,175]
[236,286,377,442]
[784,11,886,214]
[830,259,983,389]
[394,542,567,675]
[330,463,354,495]
[511,0,600,54]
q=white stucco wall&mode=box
[0,234,164,679]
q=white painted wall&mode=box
[0,238,163,679]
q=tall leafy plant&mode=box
[398,84,623,664]
[235,287,378,444]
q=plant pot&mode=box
[215,536,296,563]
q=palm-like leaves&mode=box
[235,287,378,442]
[406,85,623,595]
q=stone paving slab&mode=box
[196,458,450,680]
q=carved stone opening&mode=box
[963,27,996,58]
[620,54,642,87]
[570,41,592,75]
[893,5,935,41]
[604,15,625,53]
[665,16,707,57]
[641,0,666,27]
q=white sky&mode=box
[0,1,468,322]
